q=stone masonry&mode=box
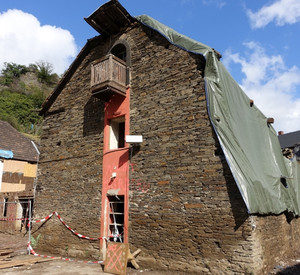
[34,15,300,274]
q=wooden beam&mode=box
[127,248,141,269]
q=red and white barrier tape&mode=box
[55,212,99,241]
[29,211,123,241]
[27,242,103,264]
[32,212,55,224]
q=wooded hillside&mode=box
[0,62,60,137]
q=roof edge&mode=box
[39,0,136,116]
[39,36,102,116]
[84,0,135,36]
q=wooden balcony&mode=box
[91,54,127,101]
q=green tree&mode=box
[28,63,38,73]
[35,61,58,85]
[0,90,42,133]
[0,61,59,136]
[29,89,46,108]
[0,62,28,85]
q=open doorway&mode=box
[18,198,33,232]
[108,195,124,242]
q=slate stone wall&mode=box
[126,25,300,274]
[252,214,300,273]
[33,41,108,259]
[33,22,300,273]
[126,25,255,274]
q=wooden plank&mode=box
[0,249,13,256]
[0,256,13,262]
[0,257,54,269]
[104,242,128,275]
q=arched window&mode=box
[110,40,131,85]
[111,44,127,62]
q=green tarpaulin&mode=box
[137,15,300,215]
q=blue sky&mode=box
[0,0,300,132]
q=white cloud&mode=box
[0,9,78,75]
[223,42,300,133]
[247,0,300,28]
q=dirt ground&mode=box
[3,255,300,275]
[0,232,171,275]
[1,232,300,274]
[0,254,172,275]
[0,254,175,275]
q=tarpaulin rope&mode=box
[27,242,103,264]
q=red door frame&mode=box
[100,89,130,257]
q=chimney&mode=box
[278,131,284,136]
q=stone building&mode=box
[34,1,300,273]
[279,130,300,163]
[0,120,38,231]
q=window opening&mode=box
[109,117,125,150]
[111,44,126,62]
[110,41,131,85]
[3,198,8,217]
[19,198,33,231]
[108,195,124,242]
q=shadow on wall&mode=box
[83,96,105,137]
[212,130,249,231]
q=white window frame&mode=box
[109,117,125,150]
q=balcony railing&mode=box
[91,54,127,101]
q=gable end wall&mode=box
[33,23,300,273]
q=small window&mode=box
[109,117,125,150]
[3,198,8,217]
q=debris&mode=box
[128,248,142,269]
[0,248,14,256]
[0,256,54,269]
[0,248,14,262]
